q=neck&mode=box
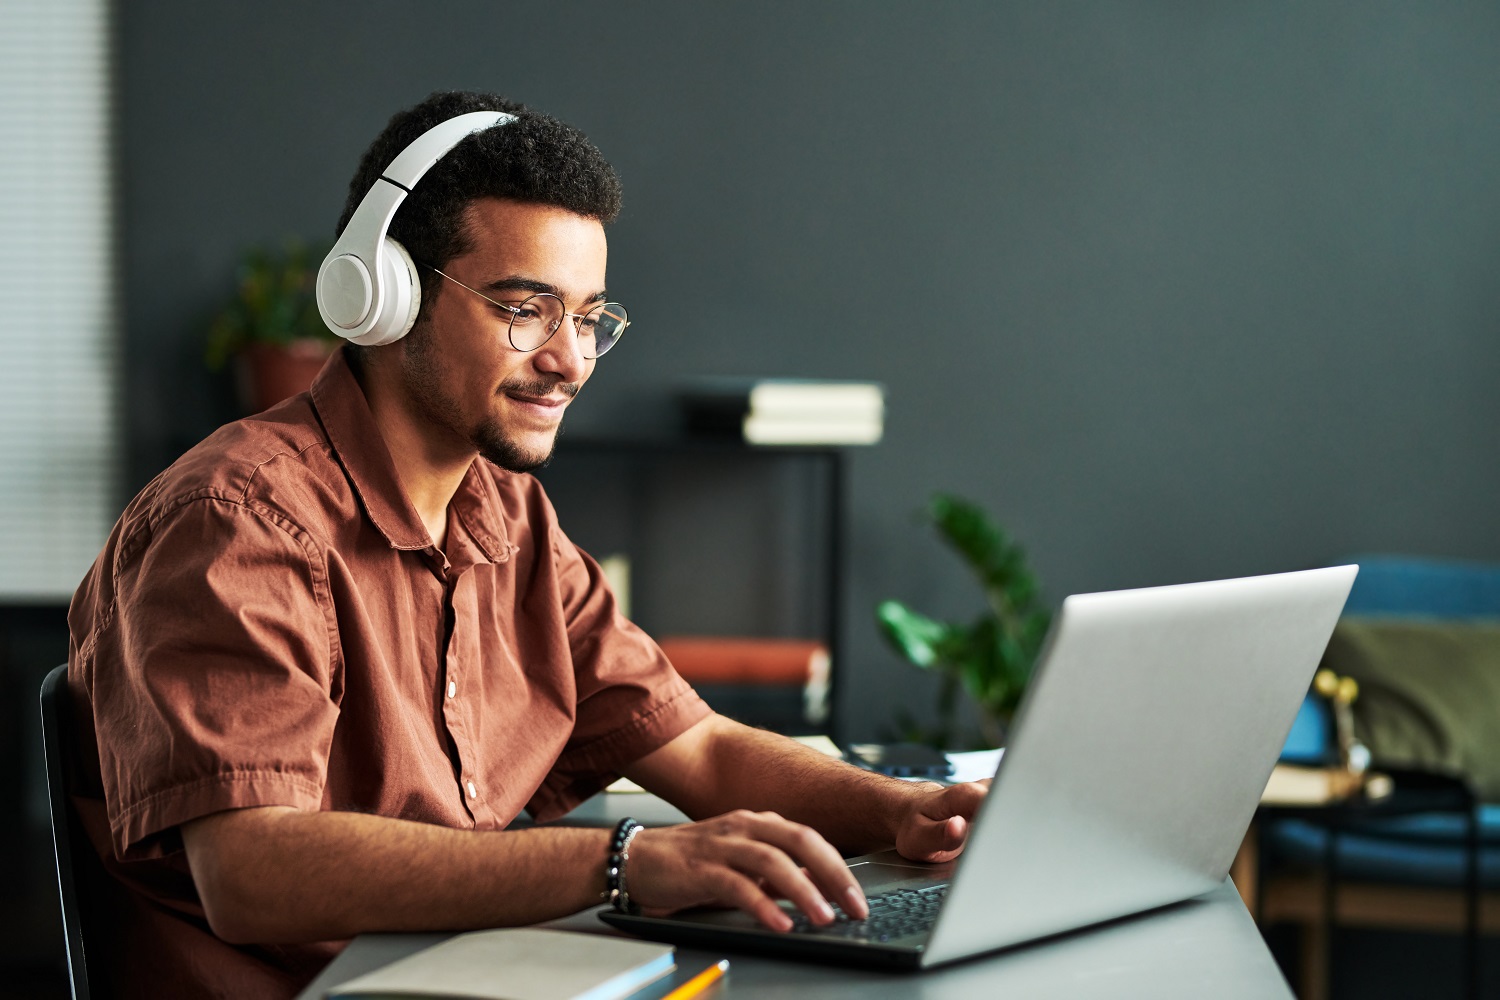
[353,351,472,551]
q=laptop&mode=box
[602,565,1357,969]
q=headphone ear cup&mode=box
[367,238,422,346]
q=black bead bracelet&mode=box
[604,817,643,914]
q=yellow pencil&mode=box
[661,958,730,1000]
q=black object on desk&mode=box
[844,743,954,780]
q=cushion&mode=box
[1326,618,1500,802]
[1267,806,1500,887]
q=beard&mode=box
[400,322,577,473]
[472,408,561,472]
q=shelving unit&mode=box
[533,437,847,738]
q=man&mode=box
[67,91,987,998]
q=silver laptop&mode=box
[603,565,1357,969]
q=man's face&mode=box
[399,198,608,472]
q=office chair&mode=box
[40,663,96,1000]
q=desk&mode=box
[298,786,1294,999]
[296,880,1288,999]
[516,791,693,829]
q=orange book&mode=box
[657,636,829,687]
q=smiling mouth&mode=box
[501,385,579,425]
[506,392,568,408]
[499,378,579,403]
[498,375,579,418]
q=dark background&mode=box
[5,1,1498,995]
[112,1,1500,740]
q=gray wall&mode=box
[120,2,1500,741]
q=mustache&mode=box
[499,377,579,399]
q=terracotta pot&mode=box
[233,339,337,414]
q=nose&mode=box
[531,313,591,383]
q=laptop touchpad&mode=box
[848,859,952,895]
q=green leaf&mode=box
[877,492,1052,746]
[876,600,953,669]
[928,494,1011,586]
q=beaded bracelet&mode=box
[604,817,644,914]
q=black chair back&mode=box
[40,663,94,1000]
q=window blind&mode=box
[0,0,118,599]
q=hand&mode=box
[625,810,871,931]
[893,780,990,863]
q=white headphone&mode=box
[316,110,516,346]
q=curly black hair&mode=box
[336,90,622,321]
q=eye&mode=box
[509,302,545,323]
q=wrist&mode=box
[886,779,946,842]
[602,817,644,914]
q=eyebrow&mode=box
[483,274,608,306]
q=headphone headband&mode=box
[317,110,516,346]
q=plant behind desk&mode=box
[206,239,337,413]
[877,494,1050,749]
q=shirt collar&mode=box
[310,347,509,561]
[449,464,514,565]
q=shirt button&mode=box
[466,780,477,799]
[447,681,457,699]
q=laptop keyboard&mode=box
[788,883,950,942]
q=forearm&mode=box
[183,807,609,944]
[626,715,936,855]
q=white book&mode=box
[327,927,675,1000]
[745,380,885,418]
[681,378,885,423]
[741,413,883,445]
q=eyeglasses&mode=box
[425,264,629,359]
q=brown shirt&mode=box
[66,349,709,998]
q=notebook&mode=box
[327,927,675,1000]
[603,566,1357,970]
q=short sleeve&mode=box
[83,497,341,860]
[524,519,710,821]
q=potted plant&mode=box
[876,493,1051,749]
[207,240,338,414]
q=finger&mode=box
[706,865,795,932]
[743,815,866,921]
[922,781,989,823]
[767,868,870,923]
[939,814,967,851]
[727,839,839,926]
[899,813,975,863]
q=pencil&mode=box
[661,958,730,1000]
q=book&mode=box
[681,377,885,418]
[656,636,829,687]
[657,636,832,728]
[326,927,675,1000]
[1258,763,1393,806]
[680,377,885,445]
[741,413,882,445]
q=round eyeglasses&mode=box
[425,264,629,359]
